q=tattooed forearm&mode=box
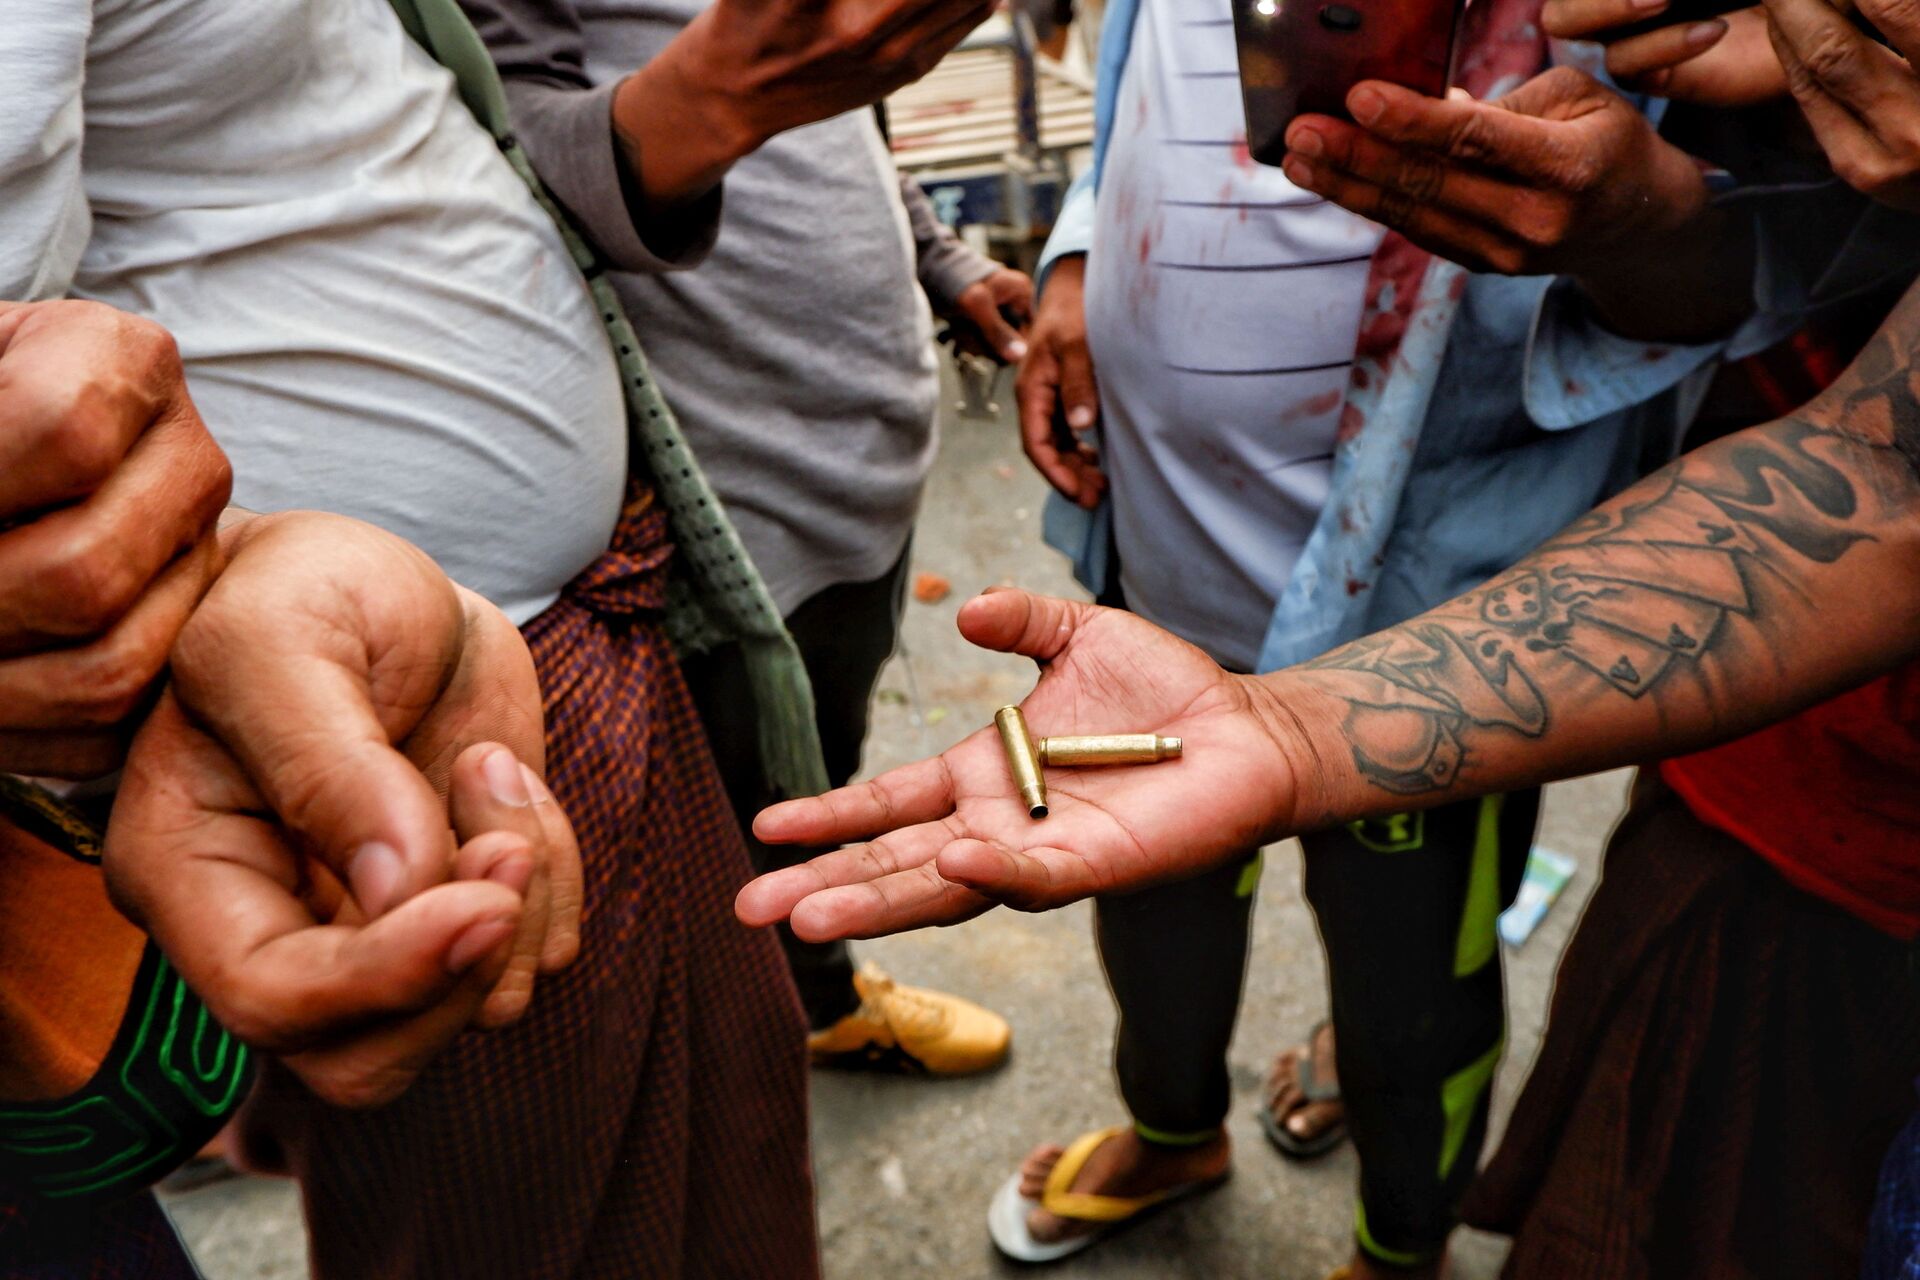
[1292,290,1920,800]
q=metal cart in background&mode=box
[886,5,1099,266]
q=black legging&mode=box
[682,545,913,1029]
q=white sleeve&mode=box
[0,6,93,300]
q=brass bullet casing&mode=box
[994,705,1048,819]
[1036,734,1183,767]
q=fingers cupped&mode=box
[170,878,523,1058]
[449,743,555,1028]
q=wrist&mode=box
[1573,182,1749,344]
[1238,670,1353,839]
[612,36,761,209]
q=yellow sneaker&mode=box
[807,963,1012,1075]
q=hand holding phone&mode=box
[1232,0,1467,163]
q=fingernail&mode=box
[1282,157,1315,188]
[483,747,531,807]
[1007,339,1030,360]
[1631,0,1668,10]
[1067,406,1095,429]
[1289,127,1325,158]
[518,763,552,805]
[348,842,405,917]
[1348,86,1385,124]
[1685,18,1727,43]
[447,915,517,974]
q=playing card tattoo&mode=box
[1299,388,1920,797]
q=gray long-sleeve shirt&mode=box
[463,0,998,613]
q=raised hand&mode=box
[944,267,1035,365]
[105,512,581,1108]
[1015,256,1106,508]
[736,589,1323,941]
[0,300,231,778]
[612,0,995,209]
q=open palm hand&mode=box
[737,590,1319,941]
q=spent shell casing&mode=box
[993,705,1048,819]
[1036,734,1183,766]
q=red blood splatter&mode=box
[1139,229,1153,263]
[1643,346,1672,362]
[1281,388,1345,422]
[1352,366,1372,390]
[1357,309,1408,358]
[1338,403,1368,442]
[1447,273,1468,301]
[1563,378,1585,397]
[1230,132,1255,172]
[1338,509,1358,534]
[1346,578,1370,596]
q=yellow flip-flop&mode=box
[986,1126,1227,1263]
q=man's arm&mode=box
[736,276,1920,941]
[901,173,1035,364]
[462,0,993,271]
[1277,309,1920,821]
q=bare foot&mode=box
[1016,1128,1230,1244]
[1348,1249,1446,1280]
[1264,1021,1345,1150]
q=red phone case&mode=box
[1232,0,1467,165]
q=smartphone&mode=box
[1232,0,1468,165]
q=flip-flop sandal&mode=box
[987,1126,1228,1264]
[1259,1020,1349,1160]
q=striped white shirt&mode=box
[1084,0,1385,668]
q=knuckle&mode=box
[825,8,875,51]
[1374,185,1420,229]
[1515,202,1572,248]
[1486,243,1529,275]
[29,533,142,639]
[1394,152,1448,203]
[35,393,126,497]
[1445,113,1499,165]
[68,633,167,728]
[1799,25,1863,83]
[217,987,299,1052]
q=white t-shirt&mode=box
[1083,0,1385,669]
[1,0,627,624]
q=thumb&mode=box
[960,286,1029,363]
[181,652,461,917]
[957,589,1104,663]
[1057,342,1101,432]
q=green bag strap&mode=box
[386,0,828,797]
